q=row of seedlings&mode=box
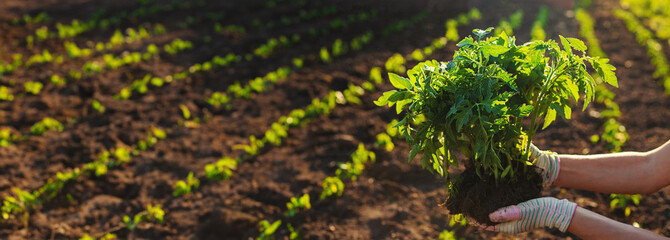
[575,3,641,219]
[530,6,549,41]
[0,38,193,146]
[613,8,670,93]
[22,0,193,43]
[1,126,168,224]
[253,10,483,239]
[2,0,310,78]
[116,9,382,100]
[0,6,422,237]
[620,0,670,44]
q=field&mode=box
[0,0,669,239]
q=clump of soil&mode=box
[445,164,543,225]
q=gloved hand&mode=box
[483,197,577,233]
[529,144,560,187]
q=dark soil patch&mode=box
[447,166,543,225]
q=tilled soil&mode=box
[0,0,668,239]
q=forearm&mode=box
[553,140,670,194]
[567,207,667,240]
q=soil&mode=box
[0,0,668,239]
[447,166,543,226]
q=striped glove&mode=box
[484,197,578,233]
[529,144,560,187]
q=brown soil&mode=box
[0,0,668,239]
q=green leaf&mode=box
[542,107,557,129]
[559,35,572,55]
[408,145,420,162]
[473,27,494,39]
[455,110,471,132]
[396,99,412,114]
[389,73,411,90]
[567,37,587,51]
[481,44,509,57]
[596,58,618,87]
[456,37,473,47]
[387,91,413,102]
[374,90,396,106]
[517,105,533,117]
[501,165,511,178]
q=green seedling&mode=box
[257,220,281,240]
[610,193,641,217]
[319,47,331,63]
[285,193,311,217]
[123,204,165,230]
[205,157,237,181]
[0,86,13,101]
[30,117,64,135]
[320,177,344,199]
[172,172,199,197]
[91,100,105,113]
[385,53,406,74]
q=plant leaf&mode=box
[456,37,474,47]
[597,58,618,87]
[473,27,494,39]
[374,90,396,106]
[567,37,587,51]
[559,35,572,55]
[389,73,411,90]
[481,44,509,57]
[542,107,557,129]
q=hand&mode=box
[529,144,560,187]
[483,197,577,233]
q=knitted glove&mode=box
[529,144,560,187]
[484,197,578,233]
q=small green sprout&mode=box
[0,86,14,101]
[233,135,265,156]
[151,127,167,139]
[0,128,19,147]
[445,19,459,41]
[375,133,394,152]
[285,193,311,217]
[610,194,641,217]
[319,47,331,63]
[173,172,199,197]
[30,117,64,135]
[51,74,66,86]
[411,49,425,61]
[24,81,43,94]
[287,223,300,240]
[91,99,105,113]
[204,157,237,181]
[292,57,304,69]
[206,92,231,109]
[384,53,405,74]
[439,229,464,240]
[123,204,164,230]
[179,104,191,119]
[264,123,288,146]
[332,39,346,56]
[320,177,344,199]
[114,148,131,164]
[369,67,383,84]
[257,220,281,240]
